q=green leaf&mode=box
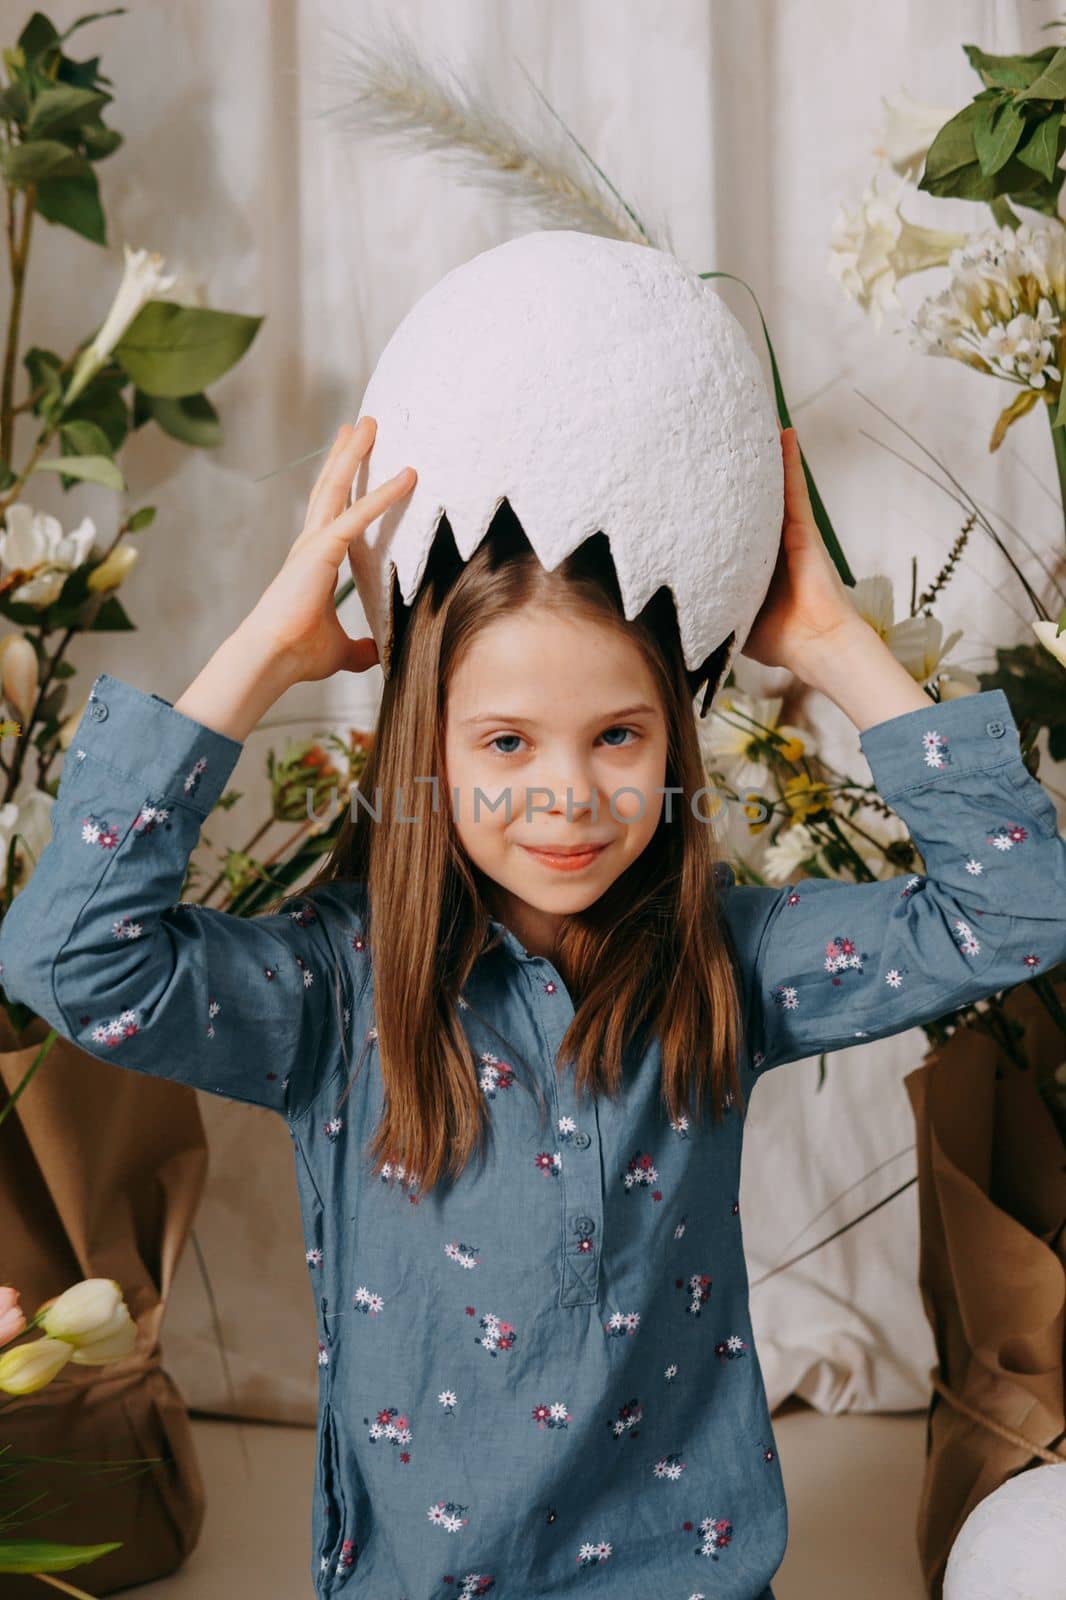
[1,138,92,184]
[56,9,129,47]
[0,83,30,121]
[142,389,222,447]
[973,96,1026,175]
[32,452,125,490]
[923,102,982,183]
[127,505,156,532]
[59,417,114,459]
[113,302,263,399]
[1015,45,1066,100]
[81,121,122,160]
[698,269,854,587]
[1056,604,1066,637]
[86,593,134,631]
[23,345,64,410]
[962,43,1059,90]
[1016,109,1064,179]
[17,13,61,63]
[62,364,130,450]
[0,1538,122,1574]
[26,83,110,138]
[922,146,1052,203]
[34,169,106,244]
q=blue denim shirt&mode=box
[2,672,1064,1600]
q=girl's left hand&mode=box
[741,427,862,674]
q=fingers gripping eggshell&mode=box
[347,229,783,713]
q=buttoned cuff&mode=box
[857,687,1020,801]
[71,671,245,818]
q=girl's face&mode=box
[443,604,669,961]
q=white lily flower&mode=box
[873,88,959,179]
[1033,618,1066,671]
[0,503,97,609]
[63,242,180,406]
[828,167,967,331]
[698,689,817,794]
[851,575,963,684]
[760,823,821,884]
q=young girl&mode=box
[2,417,1064,1600]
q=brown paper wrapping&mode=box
[0,1014,208,1596]
[903,976,1066,1600]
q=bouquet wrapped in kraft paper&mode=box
[904,975,1066,1600]
[0,1013,208,1597]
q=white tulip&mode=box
[40,1278,128,1345]
[67,1307,138,1366]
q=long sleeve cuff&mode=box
[73,671,245,820]
[857,687,1021,800]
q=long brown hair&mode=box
[298,502,746,1192]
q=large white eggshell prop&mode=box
[348,229,783,712]
[943,1461,1066,1600]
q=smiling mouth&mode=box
[519,842,611,867]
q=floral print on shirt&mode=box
[4,675,1063,1600]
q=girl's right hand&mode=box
[243,415,416,686]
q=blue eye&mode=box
[486,727,638,757]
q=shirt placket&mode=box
[523,954,604,1309]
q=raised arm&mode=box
[722,686,1066,1076]
[0,417,416,1118]
[727,427,1066,1077]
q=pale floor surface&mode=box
[133,1401,929,1598]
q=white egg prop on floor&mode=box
[942,1462,1066,1600]
[348,228,784,713]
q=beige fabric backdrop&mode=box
[20,0,1066,1424]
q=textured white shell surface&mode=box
[348,229,782,676]
[942,1461,1066,1600]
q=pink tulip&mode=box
[0,1285,26,1347]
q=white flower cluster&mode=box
[911,222,1066,394]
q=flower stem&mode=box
[1048,404,1066,548]
[32,1576,98,1598]
[0,1029,60,1130]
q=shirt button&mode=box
[573,1215,595,1236]
[986,719,1005,738]
[88,700,108,722]
[573,1130,591,1149]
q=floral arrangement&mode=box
[0,1278,157,1590]
[0,7,374,1588]
[828,42,1066,720]
[816,35,1066,1129]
